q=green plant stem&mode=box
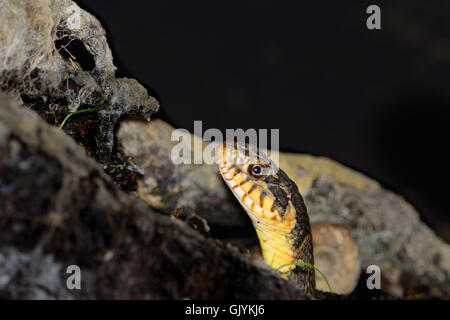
[277,261,335,295]
[59,108,96,129]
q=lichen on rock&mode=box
[0,0,159,161]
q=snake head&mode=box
[216,141,299,229]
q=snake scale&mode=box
[216,142,316,295]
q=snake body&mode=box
[216,142,315,295]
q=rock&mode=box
[117,119,251,232]
[0,0,159,161]
[118,118,450,298]
[311,222,361,295]
[306,174,450,298]
[0,94,310,299]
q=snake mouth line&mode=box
[218,161,271,214]
[218,162,269,222]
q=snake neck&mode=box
[285,216,316,296]
[252,206,315,296]
[287,191,315,295]
[238,172,316,296]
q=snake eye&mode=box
[252,165,262,174]
[248,164,269,178]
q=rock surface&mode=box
[0,0,159,161]
[117,119,249,230]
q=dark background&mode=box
[76,0,450,241]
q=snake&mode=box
[216,142,316,295]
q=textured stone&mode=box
[117,119,249,230]
[0,0,159,161]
